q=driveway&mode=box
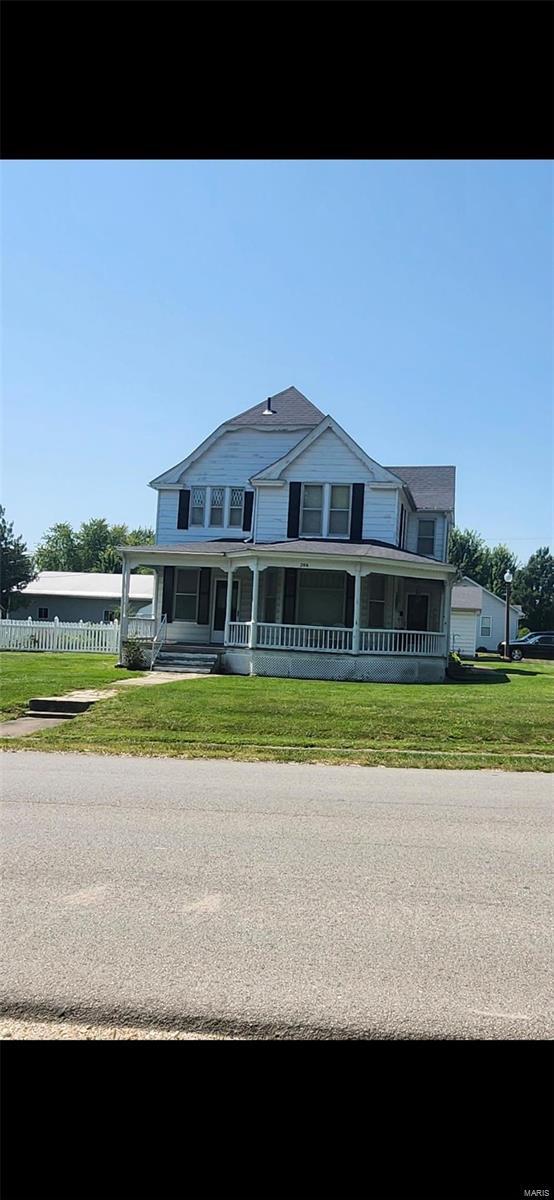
[1,752,551,1039]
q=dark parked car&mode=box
[497,632,554,661]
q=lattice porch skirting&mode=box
[223,649,446,683]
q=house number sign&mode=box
[299,562,310,568]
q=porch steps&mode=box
[153,651,220,675]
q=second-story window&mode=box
[210,487,225,527]
[191,487,206,526]
[300,485,323,536]
[229,488,244,527]
[417,519,435,557]
[328,486,351,535]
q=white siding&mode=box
[184,429,303,485]
[255,486,288,542]
[280,427,374,483]
[476,591,520,651]
[362,488,398,543]
[451,610,478,657]
[406,512,446,561]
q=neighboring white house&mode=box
[450,576,522,657]
[119,386,457,682]
[9,572,153,624]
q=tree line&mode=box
[1,505,553,628]
[448,528,553,631]
[0,508,153,616]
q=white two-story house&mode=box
[120,387,456,682]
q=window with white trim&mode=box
[328,485,351,535]
[209,487,225,527]
[300,485,323,536]
[297,570,346,626]
[480,616,492,637]
[103,609,116,623]
[229,487,244,527]
[190,487,205,526]
[174,568,199,620]
[38,607,49,620]
[417,519,435,557]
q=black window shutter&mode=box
[287,482,302,539]
[177,489,190,530]
[162,566,175,623]
[344,573,355,627]
[350,484,365,542]
[282,568,298,623]
[242,492,254,532]
[197,568,211,625]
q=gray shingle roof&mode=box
[386,466,456,511]
[451,584,482,611]
[227,387,325,427]
[124,539,454,569]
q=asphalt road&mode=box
[1,751,552,1039]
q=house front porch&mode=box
[119,541,455,683]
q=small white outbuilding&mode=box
[450,577,522,657]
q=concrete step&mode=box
[152,665,213,675]
[28,697,93,714]
[26,710,77,720]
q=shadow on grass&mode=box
[447,668,510,685]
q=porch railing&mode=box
[257,623,353,652]
[227,621,251,647]
[359,629,446,655]
[127,617,156,638]
[150,614,167,669]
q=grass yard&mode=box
[1,655,553,771]
[0,652,143,718]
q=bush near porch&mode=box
[2,656,553,771]
[0,653,143,718]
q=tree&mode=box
[76,518,112,572]
[0,506,36,616]
[512,547,554,631]
[35,522,81,572]
[448,527,491,585]
[487,544,520,597]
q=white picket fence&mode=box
[0,618,119,654]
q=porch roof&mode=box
[122,538,456,571]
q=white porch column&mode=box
[223,564,234,645]
[249,560,259,648]
[444,576,454,654]
[118,558,131,661]
[352,566,362,654]
[151,569,159,628]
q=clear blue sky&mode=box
[2,160,552,562]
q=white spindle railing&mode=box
[359,629,446,656]
[150,614,168,669]
[256,623,353,652]
[127,617,156,638]
[0,618,119,654]
[227,621,251,647]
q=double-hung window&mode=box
[174,568,199,620]
[417,519,435,557]
[368,575,386,627]
[480,616,492,637]
[210,487,225,527]
[300,485,324,536]
[328,486,351,535]
[191,487,206,526]
[38,607,49,620]
[229,488,244,527]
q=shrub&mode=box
[447,650,466,678]
[517,627,530,639]
[122,636,147,671]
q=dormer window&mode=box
[300,483,352,538]
[300,485,323,536]
[417,519,435,557]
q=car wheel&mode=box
[511,648,523,661]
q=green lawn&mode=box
[2,654,553,771]
[0,652,143,717]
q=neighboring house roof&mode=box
[123,539,456,569]
[385,466,456,512]
[18,571,154,601]
[461,576,521,616]
[451,584,482,611]
[227,386,325,427]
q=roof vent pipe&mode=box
[262,396,274,415]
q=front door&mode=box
[211,578,239,643]
[406,594,429,631]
